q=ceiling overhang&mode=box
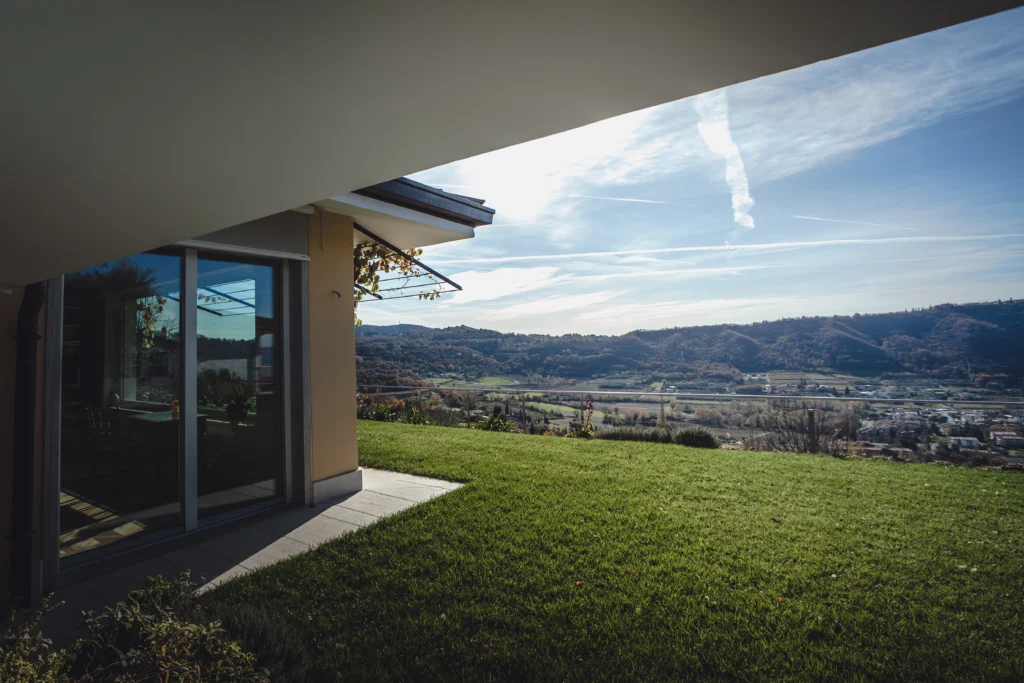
[316,191,477,251]
[2,0,1021,285]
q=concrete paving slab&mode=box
[367,485,446,504]
[238,536,310,571]
[333,490,418,518]
[368,471,463,491]
[285,515,360,548]
[320,503,380,527]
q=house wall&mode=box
[306,211,358,485]
[0,289,47,598]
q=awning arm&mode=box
[352,222,462,291]
[354,282,383,300]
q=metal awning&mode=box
[353,222,462,302]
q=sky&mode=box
[359,8,1024,336]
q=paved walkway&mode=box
[46,468,461,645]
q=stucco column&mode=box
[306,211,360,496]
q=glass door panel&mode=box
[59,253,182,559]
[195,255,282,519]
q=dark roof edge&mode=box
[354,177,496,227]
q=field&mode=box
[766,371,859,387]
[510,393,752,441]
[204,422,1024,681]
[428,375,519,388]
[525,400,607,422]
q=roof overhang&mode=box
[354,178,494,229]
[315,191,477,251]
[2,1,1022,285]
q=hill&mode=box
[355,299,1024,386]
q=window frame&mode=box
[44,244,295,583]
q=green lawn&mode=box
[204,422,1024,681]
[430,375,518,388]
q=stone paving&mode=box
[45,468,461,644]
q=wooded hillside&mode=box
[355,300,1024,385]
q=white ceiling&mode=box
[317,193,476,251]
[1,0,1020,285]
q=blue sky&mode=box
[360,9,1024,335]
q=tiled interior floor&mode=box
[45,468,462,645]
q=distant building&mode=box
[853,441,914,459]
[860,412,927,442]
[859,420,894,442]
[991,432,1024,448]
[950,436,982,449]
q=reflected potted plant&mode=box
[225,382,255,424]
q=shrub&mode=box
[1,596,70,682]
[595,425,719,449]
[0,572,268,682]
[566,399,596,439]
[673,427,719,449]
[69,572,268,682]
[693,407,723,426]
[478,406,516,432]
[596,426,673,444]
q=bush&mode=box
[0,572,269,682]
[596,426,673,444]
[477,406,517,432]
[595,425,719,449]
[673,427,719,449]
[1,596,69,682]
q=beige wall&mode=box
[0,289,47,596]
[307,211,358,482]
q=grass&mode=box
[430,375,518,388]
[525,400,606,422]
[204,422,1024,681]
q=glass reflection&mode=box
[59,253,182,558]
[196,255,281,519]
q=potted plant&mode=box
[225,382,254,424]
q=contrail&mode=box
[429,233,1021,265]
[565,194,694,206]
[427,183,691,207]
[695,90,754,231]
[792,215,920,232]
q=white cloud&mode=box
[479,291,619,321]
[411,108,665,228]
[430,233,1021,265]
[791,215,919,232]
[613,255,687,264]
[694,90,755,233]
[441,266,572,305]
[728,15,1024,182]
[564,194,693,206]
[572,297,793,331]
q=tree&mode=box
[751,401,855,457]
[353,243,445,325]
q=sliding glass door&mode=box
[60,252,183,558]
[59,248,284,563]
[196,254,282,519]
